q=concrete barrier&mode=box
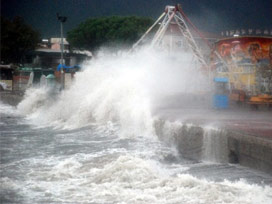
[228,131,272,174]
[155,120,272,175]
[0,91,24,106]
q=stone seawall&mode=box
[228,131,272,174]
[155,120,272,175]
[0,91,24,106]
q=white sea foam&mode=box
[17,47,207,136]
[0,101,18,115]
[2,154,271,204]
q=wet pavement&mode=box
[155,107,272,140]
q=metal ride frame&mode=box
[133,5,207,67]
[132,4,230,81]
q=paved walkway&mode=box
[155,108,272,140]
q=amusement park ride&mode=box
[133,4,210,69]
[133,4,272,109]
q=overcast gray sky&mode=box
[2,0,272,38]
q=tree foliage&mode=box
[1,16,40,64]
[67,16,153,51]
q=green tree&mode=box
[67,16,153,51]
[1,16,40,64]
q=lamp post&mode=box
[57,13,67,90]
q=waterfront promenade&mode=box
[156,107,272,174]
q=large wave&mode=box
[17,47,208,136]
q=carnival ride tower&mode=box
[133,5,208,69]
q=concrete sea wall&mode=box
[0,91,24,106]
[155,120,272,175]
[228,131,272,174]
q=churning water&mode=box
[1,48,272,203]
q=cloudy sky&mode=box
[2,0,271,38]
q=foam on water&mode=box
[1,153,271,204]
[0,101,18,116]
